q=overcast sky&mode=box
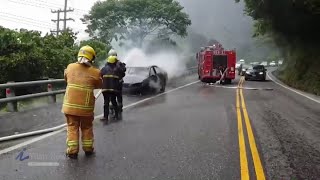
[0,0,252,44]
[0,0,99,40]
[0,0,269,59]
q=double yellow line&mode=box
[236,77,266,180]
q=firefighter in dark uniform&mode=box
[107,49,126,119]
[100,56,121,123]
[114,58,126,119]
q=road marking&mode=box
[0,80,200,155]
[267,71,320,104]
[28,162,60,167]
[236,77,250,180]
[239,77,266,180]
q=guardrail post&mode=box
[47,83,56,103]
[6,81,17,112]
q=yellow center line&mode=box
[237,77,250,180]
[239,77,266,180]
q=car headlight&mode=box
[246,71,250,74]
[259,72,263,75]
[242,69,246,71]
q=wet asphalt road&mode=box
[0,72,319,180]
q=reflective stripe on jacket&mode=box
[62,63,102,116]
[101,63,121,92]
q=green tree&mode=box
[41,31,78,79]
[0,27,78,83]
[235,0,320,95]
[82,0,191,47]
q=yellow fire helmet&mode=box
[107,55,117,64]
[78,45,96,61]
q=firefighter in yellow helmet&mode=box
[100,55,123,123]
[107,49,126,120]
[62,45,102,159]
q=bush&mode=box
[0,26,109,97]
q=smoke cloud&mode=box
[122,48,187,79]
[176,0,276,61]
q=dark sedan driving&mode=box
[123,65,168,95]
[244,65,267,81]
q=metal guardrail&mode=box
[0,79,66,112]
[0,79,65,89]
[0,66,198,112]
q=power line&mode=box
[0,14,54,28]
[8,0,87,13]
[0,17,53,30]
[0,12,54,26]
[8,0,60,9]
[8,0,88,21]
[34,0,87,12]
[33,0,64,7]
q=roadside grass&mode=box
[273,67,320,96]
[273,46,320,96]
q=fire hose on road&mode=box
[216,68,229,85]
[0,92,103,142]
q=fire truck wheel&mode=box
[225,79,232,84]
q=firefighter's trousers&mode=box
[65,114,94,155]
[103,92,118,119]
[116,84,123,112]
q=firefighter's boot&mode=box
[66,153,78,159]
[113,108,119,121]
[118,104,123,120]
[109,103,115,117]
[100,104,109,123]
[85,151,95,157]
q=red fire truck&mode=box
[196,43,236,84]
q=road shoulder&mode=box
[267,69,320,104]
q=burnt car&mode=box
[245,65,267,81]
[123,65,168,94]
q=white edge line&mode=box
[0,128,65,155]
[27,162,60,166]
[267,71,320,104]
[0,80,200,155]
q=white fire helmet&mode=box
[108,49,117,57]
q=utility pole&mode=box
[63,0,74,30]
[50,0,74,36]
[51,9,62,36]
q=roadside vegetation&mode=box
[236,0,320,95]
[0,27,110,110]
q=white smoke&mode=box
[148,79,161,93]
[121,48,187,79]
